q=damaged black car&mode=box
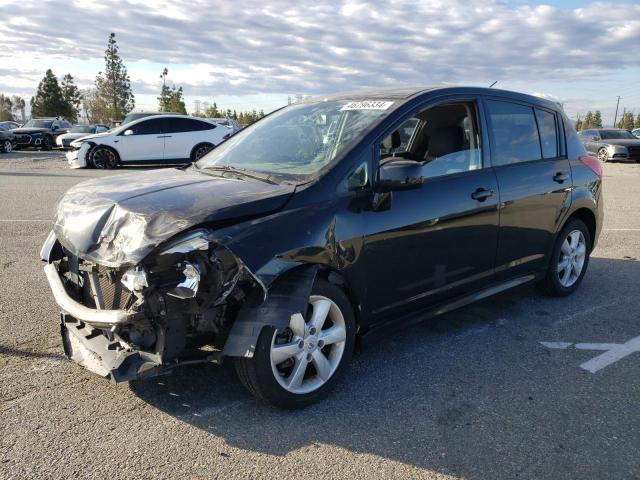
[42,86,602,408]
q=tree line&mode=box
[2,33,267,126]
[576,110,640,131]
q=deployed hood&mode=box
[12,127,50,134]
[603,139,640,147]
[53,168,295,266]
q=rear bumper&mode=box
[61,314,166,382]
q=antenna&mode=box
[489,81,498,88]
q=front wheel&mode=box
[538,218,591,297]
[235,278,356,409]
[90,146,119,169]
[41,136,52,151]
[597,147,609,163]
[2,140,12,153]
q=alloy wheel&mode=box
[597,148,608,163]
[3,140,11,153]
[557,230,586,287]
[270,295,347,395]
[194,145,212,161]
[92,147,117,169]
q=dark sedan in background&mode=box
[0,122,16,153]
[12,117,72,150]
[578,128,640,162]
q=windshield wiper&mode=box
[197,165,280,185]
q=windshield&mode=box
[70,125,95,133]
[24,120,53,129]
[196,100,394,181]
[600,130,636,140]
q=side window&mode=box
[486,100,541,166]
[129,118,164,135]
[378,101,482,179]
[535,108,558,159]
[162,118,215,133]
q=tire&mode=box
[538,218,591,297]
[597,147,609,163]
[90,145,119,169]
[2,140,11,153]
[41,136,52,151]
[191,143,214,162]
[235,278,356,409]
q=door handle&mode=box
[553,172,568,183]
[470,188,494,202]
[157,135,172,138]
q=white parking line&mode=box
[541,335,640,373]
[603,228,640,231]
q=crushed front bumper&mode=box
[66,143,89,168]
[61,314,165,382]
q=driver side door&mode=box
[117,118,166,162]
[360,97,500,323]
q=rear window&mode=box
[486,100,541,166]
[535,108,558,159]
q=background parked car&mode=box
[207,117,242,133]
[632,128,640,139]
[12,117,72,150]
[67,114,229,168]
[0,121,21,130]
[56,124,109,149]
[578,128,640,162]
[0,123,16,153]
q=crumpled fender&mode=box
[222,265,318,357]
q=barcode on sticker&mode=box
[340,101,394,111]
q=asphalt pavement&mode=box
[1,150,639,479]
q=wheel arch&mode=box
[190,142,214,161]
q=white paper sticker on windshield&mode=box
[340,101,394,111]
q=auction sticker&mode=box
[340,100,394,111]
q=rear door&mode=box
[117,118,165,162]
[484,98,571,280]
[161,118,219,161]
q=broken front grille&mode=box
[80,262,134,311]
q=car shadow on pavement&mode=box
[130,256,640,478]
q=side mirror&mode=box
[591,136,599,141]
[124,129,134,136]
[378,160,424,192]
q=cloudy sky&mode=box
[1,0,639,124]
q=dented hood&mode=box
[53,168,295,266]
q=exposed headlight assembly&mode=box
[160,230,210,256]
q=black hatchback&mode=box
[42,86,603,408]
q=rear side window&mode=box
[535,108,558,159]
[486,100,541,166]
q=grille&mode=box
[81,263,134,310]
[16,134,31,144]
[62,138,73,148]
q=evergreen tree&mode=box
[61,74,82,122]
[30,69,68,118]
[575,117,582,131]
[0,94,13,121]
[616,111,634,130]
[166,86,187,114]
[593,110,602,128]
[94,33,135,121]
[635,113,640,129]
[582,111,594,129]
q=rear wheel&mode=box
[235,278,356,409]
[90,146,119,169]
[191,143,214,162]
[538,218,591,297]
[2,140,11,153]
[597,147,609,163]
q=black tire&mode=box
[191,143,214,162]
[537,218,591,297]
[2,140,12,153]
[90,145,119,169]
[234,278,356,409]
[41,136,52,151]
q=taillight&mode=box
[579,155,602,178]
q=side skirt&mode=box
[360,274,536,347]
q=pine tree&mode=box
[582,111,594,129]
[616,111,634,130]
[61,74,82,122]
[593,110,602,128]
[95,33,135,121]
[30,69,68,118]
[166,86,187,114]
[575,117,582,131]
[0,94,13,121]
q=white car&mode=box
[633,128,640,139]
[66,114,232,169]
[56,124,109,149]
